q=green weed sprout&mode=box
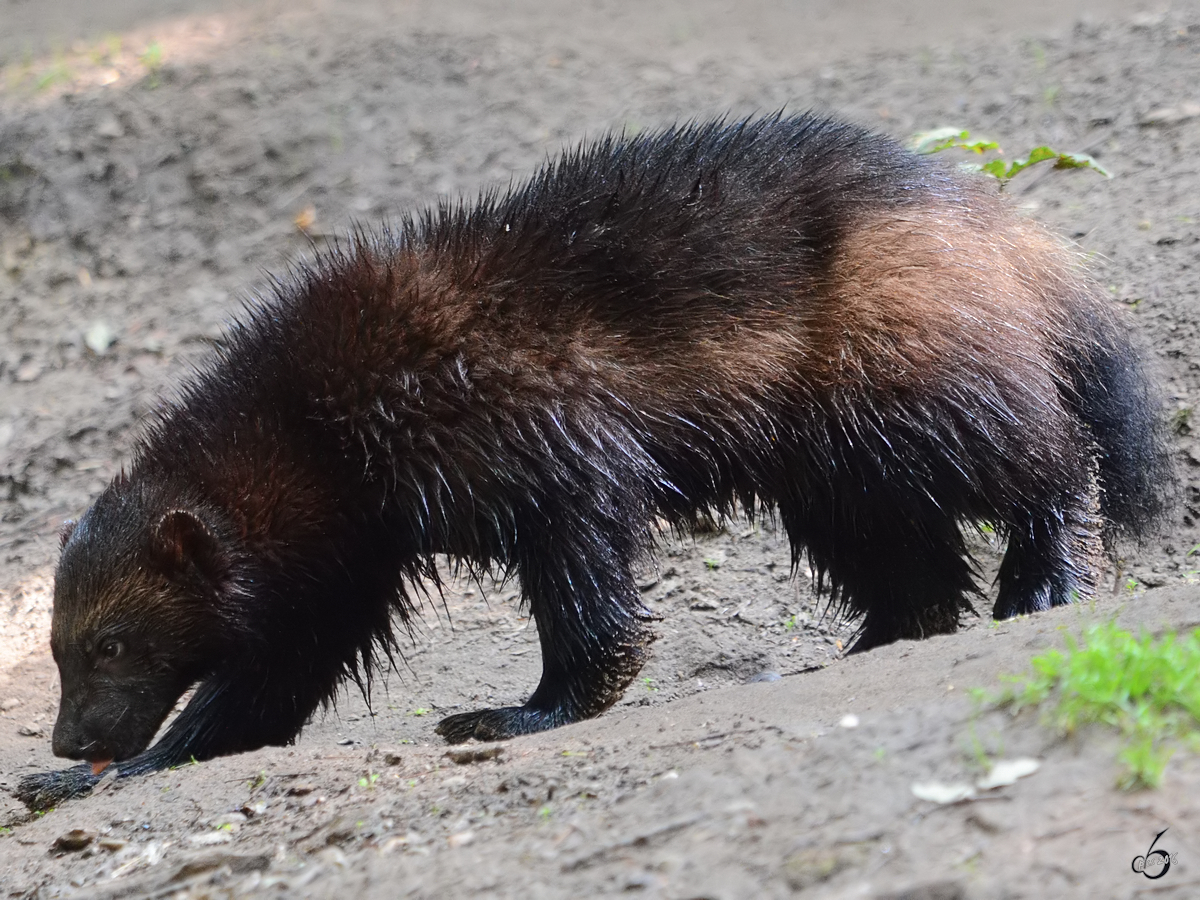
[139,42,163,88]
[995,621,1200,789]
[910,127,1109,187]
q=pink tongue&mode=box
[91,760,112,776]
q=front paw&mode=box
[15,764,101,811]
[435,706,561,743]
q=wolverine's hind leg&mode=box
[783,496,980,653]
[436,520,654,743]
[993,474,1103,619]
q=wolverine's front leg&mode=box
[17,660,333,809]
[436,523,654,743]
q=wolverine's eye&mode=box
[97,639,124,662]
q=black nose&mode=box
[51,718,81,759]
[51,716,101,761]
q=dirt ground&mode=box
[3,1,1200,897]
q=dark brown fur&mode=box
[16,114,1171,809]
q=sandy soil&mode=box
[2,1,1200,897]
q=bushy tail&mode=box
[1060,296,1175,546]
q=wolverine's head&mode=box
[50,480,232,765]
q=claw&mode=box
[435,706,560,743]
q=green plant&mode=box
[36,54,71,91]
[994,621,1200,788]
[1171,406,1192,436]
[910,128,1109,188]
[963,721,998,773]
[139,42,163,88]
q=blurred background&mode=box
[2,0,1164,74]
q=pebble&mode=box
[84,321,117,356]
[188,832,233,846]
[172,851,271,880]
[51,830,95,853]
[14,360,42,382]
[747,671,781,683]
[446,745,504,765]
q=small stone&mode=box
[51,829,95,853]
[18,723,43,737]
[381,832,423,852]
[213,812,247,832]
[446,745,504,765]
[976,758,1040,790]
[447,830,475,848]
[170,851,270,881]
[95,115,125,139]
[287,783,315,796]
[911,781,976,804]
[0,698,20,712]
[84,321,117,356]
[689,596,719,611]
[316,845,348,866]
[1140,101,1200,125]
[748,671,781,683]
[838,714,860,729]
[188,831,232,846]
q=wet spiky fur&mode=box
[18,114,1171,809]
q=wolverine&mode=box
[17,114,1171,808]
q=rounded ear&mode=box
[151,509,225,583]
[59,519,78,549]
